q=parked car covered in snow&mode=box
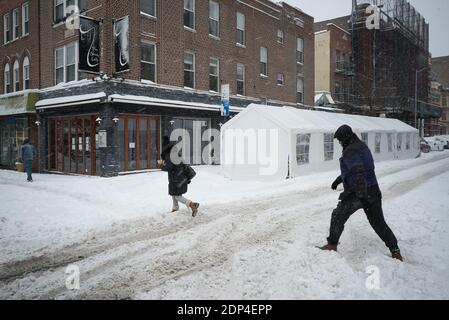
[435,136,449,150]
[420,139,431,153]
[424,137,445,151]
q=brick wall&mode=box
[2,0,315,105]
[0,0,40,92]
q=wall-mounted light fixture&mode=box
[35,120,41,126]
[96,117,102,124]
[169,120,175,126]
[112,116,119,124]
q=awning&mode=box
[35,92,106,109]
[109,94,244,113]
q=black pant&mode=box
[327,194,400,253]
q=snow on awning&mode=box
[35,92,106,109]
[109,94,244,113]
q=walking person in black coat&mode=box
[20,138,36,182]
[158,136,200,217]
[319,125,403,262]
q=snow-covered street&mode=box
[1,151,449,300]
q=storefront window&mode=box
[0,117,27,167]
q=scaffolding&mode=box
[349,0,440,128]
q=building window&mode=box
[3,63,10,94]
[13,9,20,40]
[296,134,311,165]
[141,41,156,82]
[361,132,368,146]
[54,0,86,24]
[22,2,29,36]
[397,133,402,151]
[184,0,195,30]
[296,38,304,64]
[140,0,155,17]
[55,43,78,84]
[277,29,284,44]
[209,0,219,37]
[23,57,30,90]
[237,63,245,95]
[296,78,304,104]
[184,52,195,89]
[324,133,334,161]
[209,57,219,92]
[3,14,10,44]
[260,47,268,77]
[406,133,411,150]
[387,133,393,152]
[236,12,245,46]
[277,73,284,86]
[375,133,381,154]
[13,61,19,92]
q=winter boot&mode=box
[319,244,338,252]
[391,251,403,262]
[189,202,200,217]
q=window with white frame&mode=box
[296,38,304,64]
[209,0,219,37]
[361,132,368,146]
[23,57,30,90]
[22,2,29,36]
[209,57,219,92]
[13,60,19,92]
[184,0,195,30]
[55,43,77,84]
[324,133,334,161]
[277,73,284,86]
[184,52,195,88]
[277,29,284,44]
[375,133,381,153]
[140,0,155,17]
[3,14,10,44]
[406,133,411,150]
[260,47,268,77]
[387,133,393,152]
[296,78,304,104]
[236,12,245,46]
[13,9,19,40]
[237,63,245,96]
[397,133,402,151]
[141,41,156,82]
[296,134,311,165]
[54,0,86,24]
[3,63,10,94]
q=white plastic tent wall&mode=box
[221,104,419,181]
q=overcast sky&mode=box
[286,0,449,57]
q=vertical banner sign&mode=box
[221,84,230,117]
[79,16,101,74]
[114,16,130,73]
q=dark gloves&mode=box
[331,176,343,190]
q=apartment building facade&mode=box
[431,56,449,135]
[314,16,352,106]
[0,0,315,176]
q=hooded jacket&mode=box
[20,139,36,162]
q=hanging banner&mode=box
[221,84,230,117]
[79,16,101,74]
[114,16,130,73]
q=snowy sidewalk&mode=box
[0,151,449,299]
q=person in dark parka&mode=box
[159,136,200,217]
[319,125,403,262]
[20,138,36,182]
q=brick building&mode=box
[1,0,315,176]
[314,16,353,106]
[431,56,449,135]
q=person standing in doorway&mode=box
[158,136,200,217]
[20,138,36,182]
[319,125,403,262]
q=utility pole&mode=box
[415,67,428,136]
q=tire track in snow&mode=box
[1,154,448,299]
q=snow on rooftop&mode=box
[239,104,417,133]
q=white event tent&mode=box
[221,104,419,181]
